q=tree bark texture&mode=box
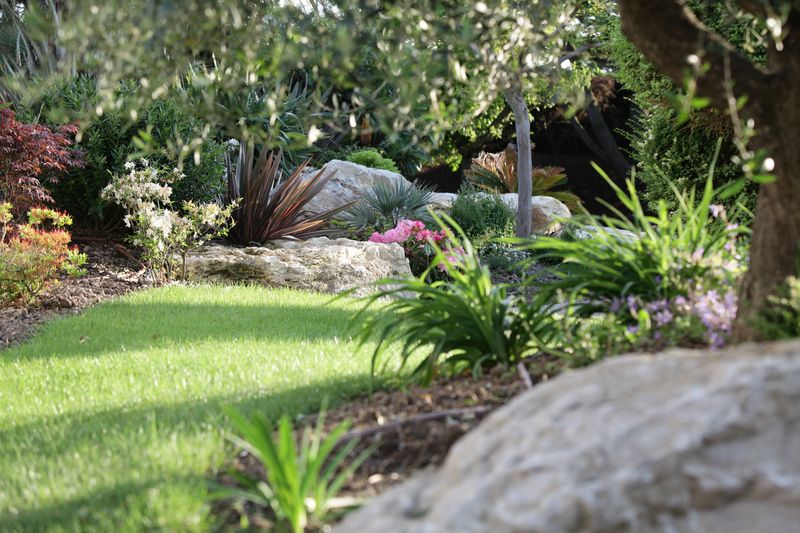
[616,0,800,340]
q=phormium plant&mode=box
[225,142,349,245]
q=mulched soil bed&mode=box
[214,357,564,530]
[0,240,145,349]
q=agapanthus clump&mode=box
[102,159,236,282]
[0,203,87,305]
[369,219,450,276]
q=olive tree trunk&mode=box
[616,0,800,340]
[504,86,533,238]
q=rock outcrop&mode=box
[492,193,572,234]
[183,238,411,295]
[302,160,410,217]
[301,161,571,234]
[336,340,800,533]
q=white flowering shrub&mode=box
[102,159,236,282]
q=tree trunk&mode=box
[615,0,800,341]
[504,87,533,238]
[734,73,800,339]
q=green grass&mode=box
[0,285,378,532]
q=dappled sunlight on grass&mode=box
[0,285,376,531]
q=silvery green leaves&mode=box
[341,180,435,232]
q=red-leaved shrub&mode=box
[0,107,84,215]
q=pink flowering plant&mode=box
[368,219,457,277]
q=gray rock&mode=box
[336,340,800,533]
[183,238,411,295]
[574,224,639,242]
[428,192,459,212]
[489,193,571,234]
[302,160,411,217]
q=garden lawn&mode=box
[0,285,377,532]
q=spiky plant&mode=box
[465,147,583,212]
[225,142,348,245]
[219,404,371,533]
[341,179,434,231]
[464,145,518,193]
[349,213,560,385]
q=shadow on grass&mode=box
[5,299,379,360]
[0,375,377,531]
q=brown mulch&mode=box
[215,357,564,530]
[0,240,145,349]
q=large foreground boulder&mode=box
[336,340,800,533]
[183,238,411,295]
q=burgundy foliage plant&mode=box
[0,107,84,216]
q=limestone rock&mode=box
[336,340,800,533]
[302,160,411,217]
[428,192,458,212]
[571,224,639,242]
[183,238,411,295]
[489,193,571,234]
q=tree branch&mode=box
[558,42,601,65]
[616,0,771,111]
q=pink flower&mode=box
[370,219,431,245]
[437,246,466,271]
[368,231,389,243]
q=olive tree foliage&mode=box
[4,0,585,236]
[348,0,581,236]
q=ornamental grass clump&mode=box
[341,179,435,232]
[0,203,87,305]
[351,214,559,385]
[102,159,235,282]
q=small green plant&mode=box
[450,186,514,242]
[345,148,400,173]
[341,179,434,231]
[521,161,747,317]
[0,203,87,305]
[350,214,559,384]
[225,142,348,245]
[220,404,370,533]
